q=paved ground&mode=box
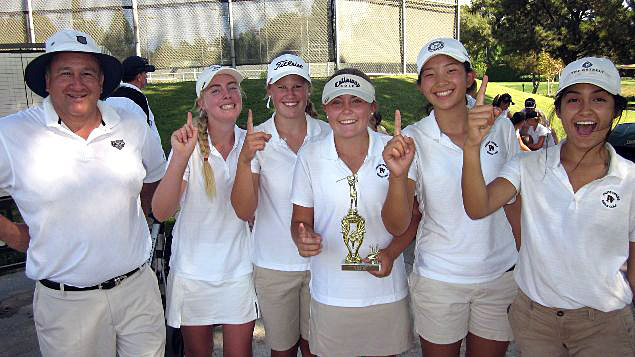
[0,262,518,356]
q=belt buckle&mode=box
[113,274,126,286]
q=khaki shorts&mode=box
[309,298,413,357]
[410,271,517,344]
[34,264,165,357]
[509,290,635,356]
[253,266,310,351]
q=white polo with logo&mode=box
[0,97,166,287]
[251,113,330,271]
[169,125,253,282]
[291,129,409,307]
[403,112,518,284]
[499,143,634,312]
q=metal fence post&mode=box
[24,0,35,43]
[334,0,340,70]
[456,0,460,41]
[228,0,237,68]
[131,0,141,56]
[401,0,406,74]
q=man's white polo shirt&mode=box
[250,113,330,272]
[499,142,635,312]
[403,111,519,284]
[105,82,161,144]
[0,97,166,287]
[169,125,252,282]
[291,129,409,307]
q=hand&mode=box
[365,249,396,278]
[295,223,322,257]
[170,112,198,159]
[383,110,416,178]
[465,76,500,148]
[238,109,272,164]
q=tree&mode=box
[460,5,498,75]
[472,0,635,65]
[536,51,564,95]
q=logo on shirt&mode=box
[601,190,620,208]
[111,139,125,150]
[484,140,499,155]
[376,163,389,178]
[428,40,444,52]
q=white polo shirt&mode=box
[105,82,161,145]
[499,143,634,312]
[0,97,166,287]
[291,129,409,307]
[403,112,518,284]
[526,124,550,144]
[251,113,330,271]
[169,125,252,282]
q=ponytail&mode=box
[194,106,216,199]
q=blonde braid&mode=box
[195,107,216,198]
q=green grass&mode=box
[146,77,635,153]
[497,81,635,102]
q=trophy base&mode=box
[341,262,380,271]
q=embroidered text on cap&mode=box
[274,59,304,71]
[335,76,361,88]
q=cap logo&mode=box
[582,61,593,68]
[274,59,304,71]
[76,36,87,45]
[335,76,360,88]
[428,41,444,52]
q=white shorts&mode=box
[165,272,259,328]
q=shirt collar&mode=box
[322,127,380,160]
[119,81,142,92]
[417,111,443,141]
[42,97,121,130]
[265,113,325,144]
[546,141,628,179]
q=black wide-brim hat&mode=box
[25,29,122,100]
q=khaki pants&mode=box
[509,290,635,357]
[33,265,165,357]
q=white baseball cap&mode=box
[196,65,244,97]
[416,38,470,74]
[556,57,621,96]
[24,29,122,99]
[267,54,311,85]
[321,74,375,105]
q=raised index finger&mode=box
[394,109,401,136]
[247,109,254,134]
[186,111,193,127]
[476,75,489,106]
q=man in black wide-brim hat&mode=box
[0,29,166,356]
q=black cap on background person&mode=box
[122,56,156,82]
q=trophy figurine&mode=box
[341,175,380,271]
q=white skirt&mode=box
[165,272,259,328]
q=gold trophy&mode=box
[341,175,381,271]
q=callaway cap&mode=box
[196,65,244,98]
[24,29,122,99]
[321,74,375,105]
[267,54,311,85]
[122,56,155,79]
[416,38,470,74]
[556,56,621,96]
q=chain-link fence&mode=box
[0,0,458,76]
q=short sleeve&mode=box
[290,154,313,208]
[498,153,522,193]
[537,125,550,137]
[0,133,14,193]
[142,126,167,183]
[251,152,262,174]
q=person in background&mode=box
[525,111,551,150]
[511,112,531,152]
[494,93,514,120]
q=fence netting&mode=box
[0,0,457,75]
